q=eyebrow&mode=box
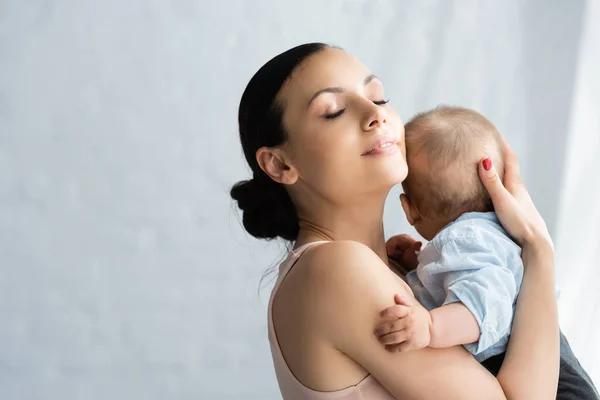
[307,74,380,107]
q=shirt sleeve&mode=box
[419,235,518,356]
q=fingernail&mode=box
[482,157,492,171]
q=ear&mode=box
[256,146,298,185]
[400,193,421,226]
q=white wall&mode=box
[0,0,594,399]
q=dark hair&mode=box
[230,43,330,241]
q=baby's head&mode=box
[401,106,504,240]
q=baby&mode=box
[378,106,521,362]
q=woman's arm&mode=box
[498,242,557,399]
[305,240,507,400]
[478,151,559,399]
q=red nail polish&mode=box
[483,157,492,171]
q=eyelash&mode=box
[324,99,390,120]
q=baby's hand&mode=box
[386,234,422,271]
[375,294,432,352]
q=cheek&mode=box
[387,106,404,126]
[389,110,405,137]
[292,131,360,191]
[304,142,358,186]
[297,124,359,165]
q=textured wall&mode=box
[0,0,591,399]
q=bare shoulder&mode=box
[299,240,401,284]
[291,240,412,339]
[271,240,399,389]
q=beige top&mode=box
[268,241,396,399]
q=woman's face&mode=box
[278,48,408,205]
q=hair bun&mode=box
[230,178,299,241]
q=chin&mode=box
[382,157,409,184]
[360,153,408,191]
[376,165,408,189]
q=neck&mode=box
[294,193,389,264]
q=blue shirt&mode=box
[406,212,523,362]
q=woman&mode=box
[231,43,598,399]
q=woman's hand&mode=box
[479,138,559,399]
[478,138,553,252]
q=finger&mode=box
[386,234,416,248]
[388,246,405,260]
[402,242,422,265]
[394,294,412,307]
[387,241,413,258]
[502,138,523,191]
[479,156,525,211]
[500,136,520,176]
[379,330,409,345]
[478,156,520,214]
[403,250,417,267]
[380,304,411,319]
[375,317,409,336]
[385,344,401,352]
[386,234,418,255]
[397,340,415,353]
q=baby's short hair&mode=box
[402,106,504,220]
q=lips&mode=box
[362,135,400,156]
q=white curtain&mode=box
[556,0,600,386]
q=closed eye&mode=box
[324,109,346,120]
[324,99,388,120]
[373,99,390,106]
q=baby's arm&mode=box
[377,233,520,355]
[428,303,480,348]
[376,298,480,351]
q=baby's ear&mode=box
[400,194,421,226]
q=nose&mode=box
[362,101,388,132]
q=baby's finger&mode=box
[403,247,419,263]
[379,303,411,319]
[394,294,413,307]
[397,340,416,353]
[378,330,409,345]
[374,318,408,336]
[386,234,419,256]
[384,344,399,353]
[385,344,401,352]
